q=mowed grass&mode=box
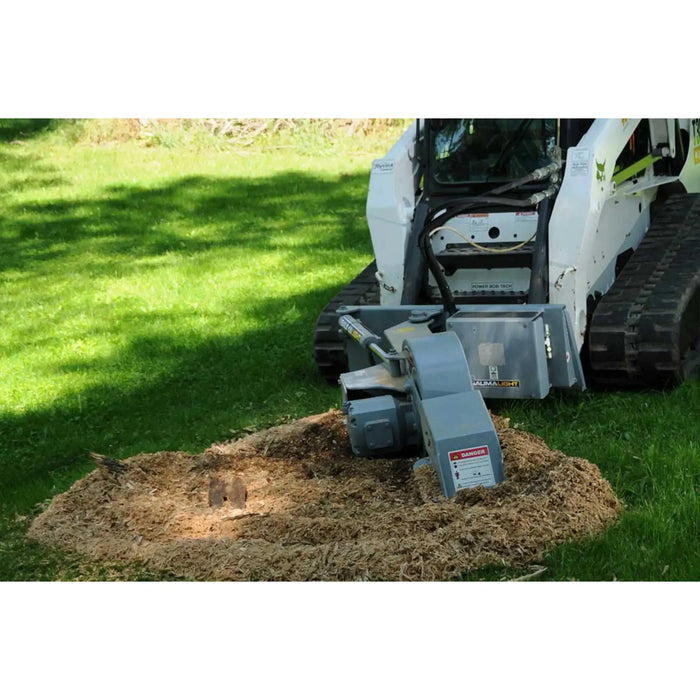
[1,119,698,581]
[0,121,392,508]
[465,387,700,581]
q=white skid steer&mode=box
[314,119,700,497]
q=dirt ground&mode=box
[28,410,621,581]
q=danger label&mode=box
[448,445,495,490]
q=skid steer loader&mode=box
[313,119,700,498]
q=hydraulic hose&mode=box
[420,228,458,317]
[465,184,560,208]
[426,159,561,232]
[486,161,561,196]
[416,159,561,316]
[429,184,559,229]
[527,197,552,304]
[418,176,560,315]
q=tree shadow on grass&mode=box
[1,170,370,276]
[0,119,55,142]
[0,286,352,512]
[0,164,375,512]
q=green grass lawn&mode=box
[1,119,698,581]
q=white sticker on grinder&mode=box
[448,445,495,490]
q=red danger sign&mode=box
[449,446,489,461]
[448,445,495,490]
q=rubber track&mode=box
[589,193,700,387]
[313,261,380,383]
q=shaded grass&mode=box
[1,119,698,581]
[0,119,53,142]
[0,134,378,516]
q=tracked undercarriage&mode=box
[589,193,700,387]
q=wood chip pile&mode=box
[28,411,621,581]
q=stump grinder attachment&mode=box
[338,301,585,498]
[339,311,506,498]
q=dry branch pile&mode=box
[135,118,403,144]
[29,411,621,581]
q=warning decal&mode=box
[466,214,488,233]
[570,148,590,176]
[448,445,495,490]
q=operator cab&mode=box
[413,118,593,306]
[427,118,558,193]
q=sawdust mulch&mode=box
[28,410,621,580]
